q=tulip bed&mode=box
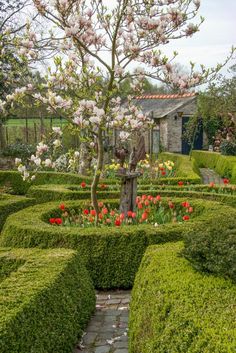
[0,247,95,353]
[129,242,236,353]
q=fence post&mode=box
[25,110,29,144]
[34,122,37,143]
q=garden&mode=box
[0,1,236,353]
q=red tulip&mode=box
[102,207,108,215]
[90,209,96,216]
[110,210,115,217]
[209,182,215,188]
[144,200,149,206]
[188,207,193,213]
[223,178,230,184]
[59,203,65,210]
[131,212,136,218]
[98,201,104,208]
[183,215,190,221]
[169,202,174,209]
[120,213,125,220]
[138,202,143,209]
[49,218,56,224]
[115,219,121,226]
[178,181,184,186]
[81,181,86,188]
[141,212,148,221]
[83,209,89,215]
[161,171,166,176]
[127,211,133,217]
[55,218,62,225]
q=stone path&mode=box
[74,291,131,353]
[200,168,224,185]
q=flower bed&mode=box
[0,198,235,289]
[129,242,236,353]
[0,247,95,353]
[49,196,194,228]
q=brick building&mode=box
[133,93,204,155]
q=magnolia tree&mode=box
[7,0,234,216]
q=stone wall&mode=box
[167,114,182,152]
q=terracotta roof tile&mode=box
[135,93,196,100]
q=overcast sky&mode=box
[157,0,236,73]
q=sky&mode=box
[34,0,236,79]
[162,0,236,73]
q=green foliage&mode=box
[192,150,236,183]
[0,198,234,289]
[0,247,95,353]
[129,242,236,353]
[0,194,35,230]
[220,140,236,156]
[2,140,36,158]
[182,209,236,282]
[196,73,236,144]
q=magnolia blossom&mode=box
[53,139,62,148]
[52,127,63,136]
[15,158,22,165]
[36,142,48,155]
[44,158,53,167]
[119,131,130,141]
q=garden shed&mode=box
[134,93,204,155]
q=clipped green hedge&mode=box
[129,242,236,353]
[27,184,120,202]
[192,150,236,183]
[0,247,95,353]
[1,198,235,289]
[183,210,236,282]
[0,194,35,230]
[26,183,236,208]
[159,152,200,179]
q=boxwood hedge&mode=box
[26,183,236,207]
[129,242,236,353]
[183,212,236,282]
[0,198,235,289]
[0,194,35,230]
[0,247,95,353]
[192,150,236,183]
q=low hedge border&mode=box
[129,242,236,353]
[0,194,35,231]
[0,247,95,353]
[26,184,236,207]
[1,198,235,289]
[192,150,236,183]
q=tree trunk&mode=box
[79,142,92,175]
[91,128,103,218]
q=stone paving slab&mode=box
[200,168,224,185]
[74,290,130,353]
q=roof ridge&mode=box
[135,93,197,99]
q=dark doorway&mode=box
[182,116,203,155]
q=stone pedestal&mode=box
[117,170,142,215]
